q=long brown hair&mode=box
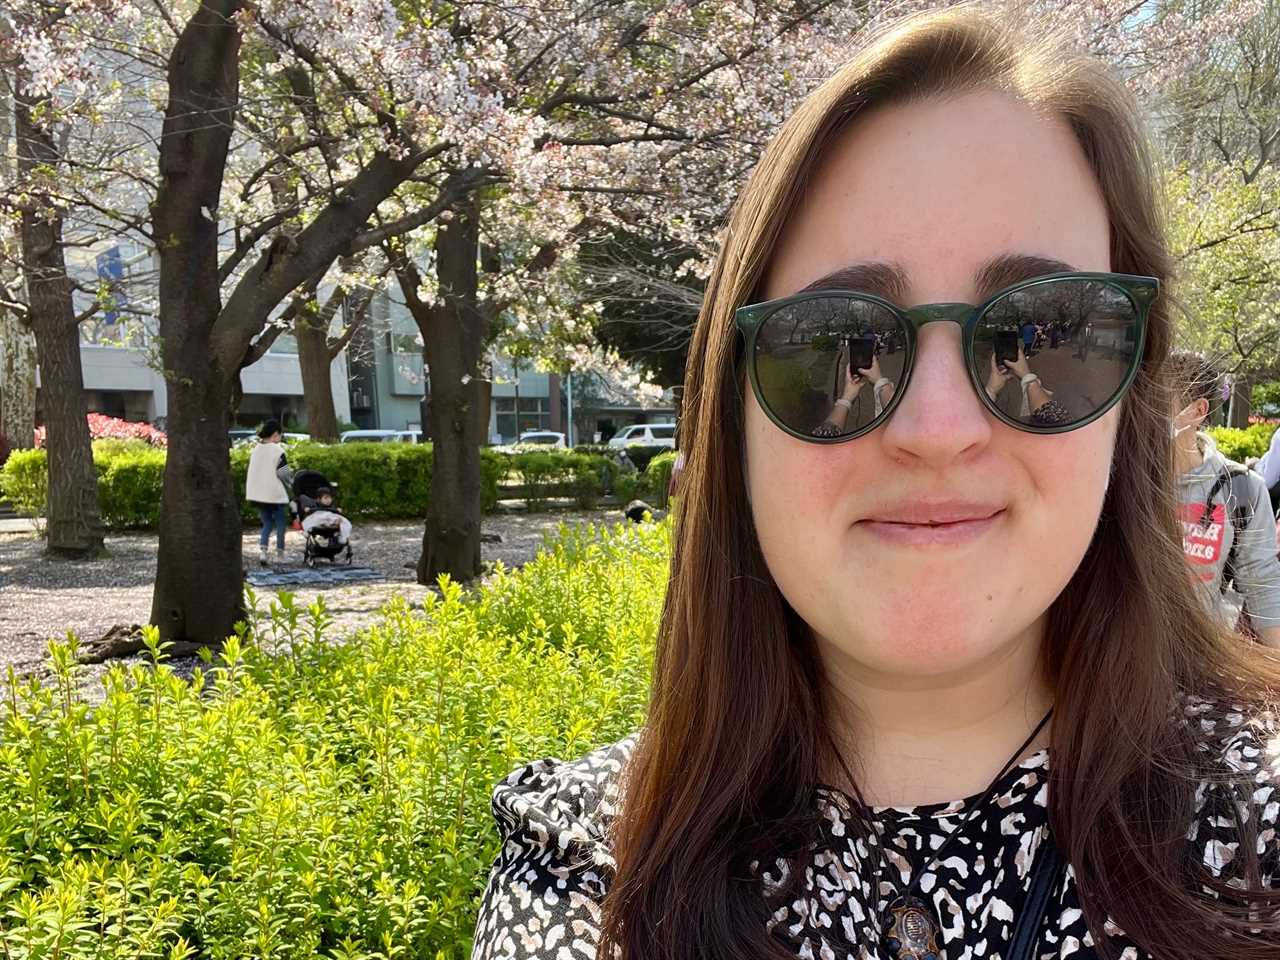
[601,6,1280,960]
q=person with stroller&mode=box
[300,487,352,545]
[245,419,293,566]
[1170,352,1280,647]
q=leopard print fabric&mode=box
[471,701,1279,959]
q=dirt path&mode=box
[0,508,620,685]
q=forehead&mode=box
[762,89,1111,304]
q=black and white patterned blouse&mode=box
[471,701,1279,960]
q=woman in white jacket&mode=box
[245,419,292,565]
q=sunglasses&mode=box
[735,272,1158,442]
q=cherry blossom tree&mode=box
[0,1,147,554]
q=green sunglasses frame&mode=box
[734,271,1159,443]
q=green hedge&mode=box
[1206,422,1278,462]
[645,451,678,508]
[231,442,509,523]
[1,441,650,529]
[3,442,525,529]
[0,447,46,519]
[500,450,614,510]
[0,519,666,958]
[0,441,168,528]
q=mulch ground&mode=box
[0,507,622,689]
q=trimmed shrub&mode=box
[493,451,612,510]
[1207,422,1278,462]
[96,444,166,528]
[645,451,678,508]
[0,447,48,518]
[569,443,614,457]
[616,443,669,474]
[6,441,567,528]
[612,470,650,504]
[0,519,667,958]
[234,442,509,522]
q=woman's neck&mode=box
[818,624,1053,806]
[1174,434,1204,475]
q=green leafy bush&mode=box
[0,447,48,518]
[5,442,586,529]
[96,444,167,528]
[617,443,669,474]
[1207,422,1278,462]
[612,470,651,504]
[493,451,611,511]
[0,519,667,958]
[644,451,678,508]
[1,441,167,527]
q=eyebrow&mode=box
[798,254,1079,303]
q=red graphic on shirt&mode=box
[1180,500,1226,583]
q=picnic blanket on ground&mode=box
[244,566,383,588]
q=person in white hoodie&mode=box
[1169,352,1280,647]
[245,419,292,565]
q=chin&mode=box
[829,599,1033,677]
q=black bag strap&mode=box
[1007,836,1067,960]
[1200,469,1232,528]
[1220,466,1255,594]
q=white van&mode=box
[340,429,422,444]
[607,423,676,449]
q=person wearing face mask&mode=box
[1170,351,1280,647]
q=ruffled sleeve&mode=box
[470,735,638,960]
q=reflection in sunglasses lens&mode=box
[972,279,1139,428]
[753,297,907,438]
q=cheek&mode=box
[745,390,863,522]
[1022,411,1117,524]
[744,391,874,626]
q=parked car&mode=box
[607,423,676,449]
[231,428,309,445]
[517,430,567,448]
[339,429,421,444]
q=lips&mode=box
[857,500,1006,546]
[863,500,1006,525]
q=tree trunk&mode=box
[296,306,340,441]
[0,310,37,449]
[413,201,486,584]
[150,368,242,645]
[1229,374,1254,428]
[14,78,104,556]
[150,0,245,647]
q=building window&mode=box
[495,396,550,441]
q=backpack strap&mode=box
[1220,465,1255,594]
[1199,470,1232,529]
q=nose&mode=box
[877,322,992,465]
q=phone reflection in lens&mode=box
[973,279,1138,428]
[752,297,906,438]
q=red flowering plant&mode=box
[34,413,167,448]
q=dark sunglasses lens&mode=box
[973,279,1141,429]
[753,297,908,438]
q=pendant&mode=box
[883,895,944,960]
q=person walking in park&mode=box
[245,419,292,566]
[471,7,1279,960]
[1170,352,1280,647]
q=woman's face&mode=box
[747,90,1116,684]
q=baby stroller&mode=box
[292,469,354,567]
